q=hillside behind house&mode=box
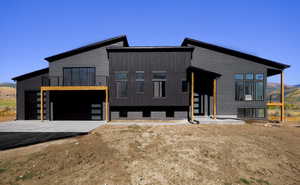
[267,83,300,121]
[0,82,16,88]
[0,84,16,121]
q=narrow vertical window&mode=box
[136,71,144,93]
[152,72,167,98]
[235,74,244,101]
[235,81,244,101]
[244,73,254,101]
[255,73,264,100]
[115,72,128,98]
[181,80,188,92]
[255,81,264,100]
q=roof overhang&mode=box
[182,38,290,70]
[187,66,221,79]
[106,46,194,52]
[45,35,129,62]
[12,68,49,81]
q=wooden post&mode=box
[280,71,285,122]
[191,72,194,121]
[105,88,109,122]
[40,89,43,121]
[213,79,217,119]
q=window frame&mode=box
[152,71,167,98]
[115,71,128,98]
[63,67,96,86]
[234,73,265,101]
[136,71,145,94]
[181,79,188,93]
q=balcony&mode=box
[42,75,108,86]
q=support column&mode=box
[191,72,194,121]
[105,88,109,122]
[280,71,285,122]
[213,79,217,119]
[40,89,43,121]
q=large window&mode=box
[237,108,265,118]
[63,67,95,86]
[152,72,167,98]
[115,72,128,98]
[136,71,144,93]
[235,73,264,101]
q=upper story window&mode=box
[235,73,264,101]
[152,71,167,98]
[63,67,95,86]
[136,71,144,93]
[181,80,188,92]
[115,72,128,98]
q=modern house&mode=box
[12,35,290,122]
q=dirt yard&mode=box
[0,124,299,185]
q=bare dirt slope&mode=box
[0,124,299,185]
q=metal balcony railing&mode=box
[42,75,108,86]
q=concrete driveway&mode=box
[0,120,106,150]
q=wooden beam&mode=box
[281,71,285,122]
[41,86,108,91]
[40,90,43,121]
[191,72,194,121]
[213,79,217,119]
[266,102,282,106]
[105,88,109,122]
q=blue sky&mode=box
[0,0,299,85]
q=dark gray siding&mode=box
[49,41,125,86]
[16,72,49,120]
[189,44,281,116]
[108,50,192,107]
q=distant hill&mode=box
[0,83,15,88]
[267,83,300,109]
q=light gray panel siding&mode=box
[151,111,166,119]
[49,41,124,86]
[189,45,272,116]
[174,111,188,119]
[128,112,143,119]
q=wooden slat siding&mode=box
[281,71,285,122]
[105,88,109,121]
[191,72,194,120]
[213,79,217,119]
[40,90,43,121]
[266,102,282,106]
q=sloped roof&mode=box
[45,35,129,62]
[12,68,49,81]
[182,38,290,69]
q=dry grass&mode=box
[0,87,16,122]
[0,124,299,185]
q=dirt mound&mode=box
[0,124,299,185]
